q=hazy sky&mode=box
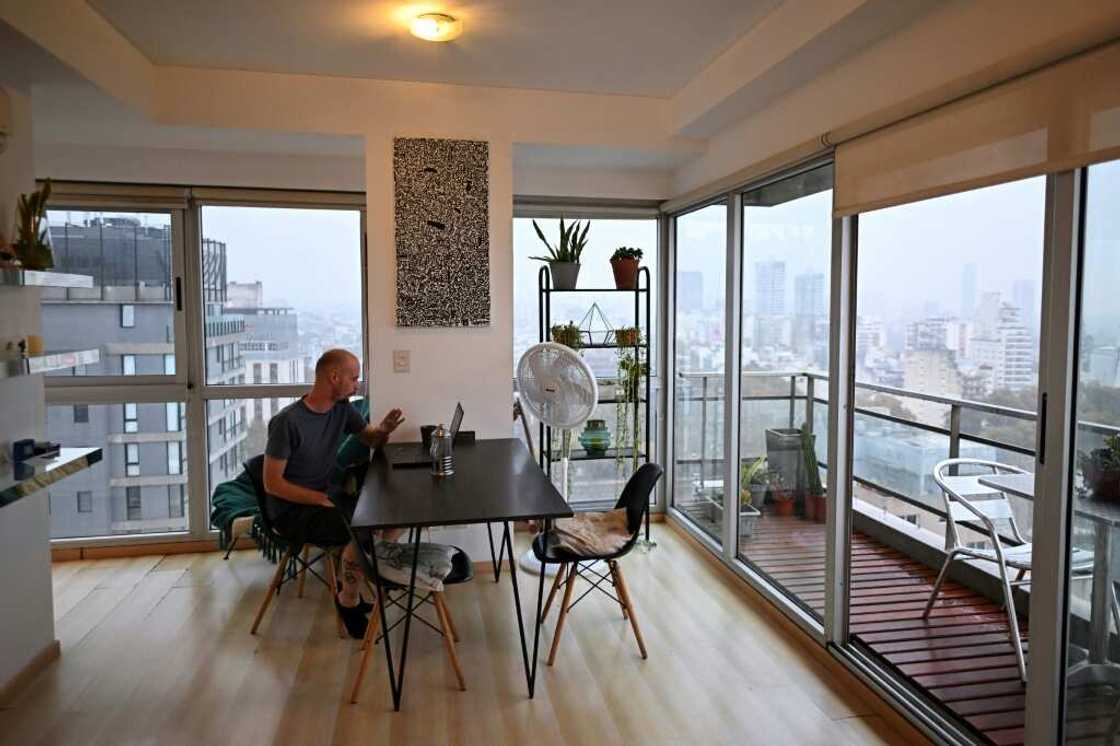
[201,206,362,312]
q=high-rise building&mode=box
[42,220,248,538]
[1012,279,1037,336]
[968,302,1035,391]
[793,272,825,318]
[902,349,962,422]
[754,261,786,316]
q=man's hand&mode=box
[314,491,335,508]
[359,408,405,448]
[379,408,405,437]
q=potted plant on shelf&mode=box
[1080,434,1120,501]
[610,246,642,290]
[614,338,647,473]
[614,325,640,347]
[550,321,582,350]
[11,178,54,271]
[738,457,767,537]
[800,424,826,522]
[767,470,794,517]
[530,216,589,290]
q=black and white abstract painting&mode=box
[394,137,490,327]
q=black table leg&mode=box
[486,522,504,582]
[363,528,423,711]
[502,520,549,698]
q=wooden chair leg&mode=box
[540,562,567,623]
[611,562,647,659]
[608,561,629,619]
[251,547,294,635]
[297,545,310,598]
[440,596,461,643]
[433,592,466,691]
[323,550,346,639]
[349,593,381,704]
[547,563,579,666]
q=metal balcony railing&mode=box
[675,369,1120,523]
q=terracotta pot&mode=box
[611,257,639,289]
[807,493,827,523]
[772,498,795,517]
[615,327,640,347]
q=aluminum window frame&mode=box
[511,201,665,515]
[46,185,368,549]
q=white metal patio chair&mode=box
[923,458,1109,683]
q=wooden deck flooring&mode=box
[741,515,1031,746]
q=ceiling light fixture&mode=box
[410,12,462,42]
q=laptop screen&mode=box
[450,402,464,440]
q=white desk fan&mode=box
[515,342,598,575]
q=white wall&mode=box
[0,85,54,691]
[35,143,365,192]
[363,133,513,557]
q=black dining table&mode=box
[348,437,572,711]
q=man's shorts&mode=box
[269,490,358,547]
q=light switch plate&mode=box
[392,349,410,373]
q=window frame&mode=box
[45,185,366,550]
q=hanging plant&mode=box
[615,332,647,473]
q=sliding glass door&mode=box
[672,202,727,545]
[1061,158,1120,743]
[736,164,833,618]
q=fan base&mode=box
[517,547,562,577]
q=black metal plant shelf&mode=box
[538,264,654,544]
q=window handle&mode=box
[175,276,183,311]
[1037,392,1047,466]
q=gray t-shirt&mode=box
[265,397,366,512]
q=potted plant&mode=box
[1080,434,1120,501]
[767,470,795,517]
[615,341,647,472]
[800,424,826,522]
[551,321,582,350]
[11,178,54,270]
[531,217,589,290]
[610,246,642,290]
[738,457,767,537]
[614,325,640,347]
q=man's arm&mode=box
[262,456,333,507]
[357,408,405,449]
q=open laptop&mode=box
[385,403,464,467]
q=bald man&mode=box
[263,348,404,638]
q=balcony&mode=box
[674,370,1120,745]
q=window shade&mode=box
[834,41,1120,216]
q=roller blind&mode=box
[834,40,1120,216]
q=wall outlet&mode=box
[392,349,410,373]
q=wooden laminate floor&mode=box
[0,525,927,746]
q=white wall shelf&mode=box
[0,348,100,379]
[0,268,94,289]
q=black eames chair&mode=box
[533,462,663,665]
[243,455,348,638]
